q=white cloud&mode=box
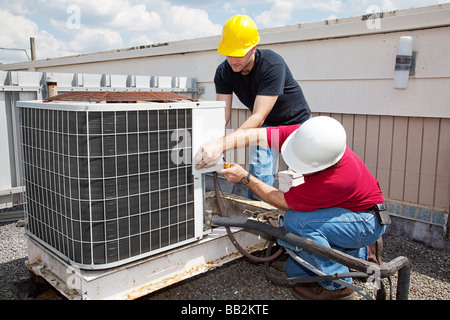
[68,27,124,53]
[110,4,162,31]
[254,0,344,28]
[158,5,222,40]
[127,34,155,47]
[223,3,235,13]
[130,2,222,44]
[311,0,343,12]
[0,9,76,62]
[223,3,247,14]
[255,0,294,28]
[327,14,338,20]
[34,30,76,60]
[0,10,38,48]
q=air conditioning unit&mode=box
[17,92,225,270]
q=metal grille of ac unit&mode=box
[18,100,210,269]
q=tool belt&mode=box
[367,203,391,226]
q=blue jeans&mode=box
[283,207,386,290]
[248,144,278,199]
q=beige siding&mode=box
[419,118,439,206]
[435,118,450,209]
[377,116,394,197]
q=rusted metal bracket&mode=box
[43,91,196,103]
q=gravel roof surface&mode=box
[1,220,448,300]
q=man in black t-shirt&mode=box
[212,15,311,198]
[215,48,311,126]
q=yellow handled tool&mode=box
[223,157,230,169]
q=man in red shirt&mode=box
[195,116,387,300]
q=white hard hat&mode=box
[281,116,347,174]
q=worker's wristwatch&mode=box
[240,172,251,185]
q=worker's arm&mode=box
[239,95,278,129]
[216,164,290,211]
[195,127,268,169]
[217,93,233,126]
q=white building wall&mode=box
[2,4,449,119]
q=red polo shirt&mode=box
[266,125,384,212]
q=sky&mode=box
[0,0,449,64]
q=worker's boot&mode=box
[368,237,383,265]
[291,283,355,300]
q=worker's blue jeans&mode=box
[248,145,278,199]
[283,207,386,290]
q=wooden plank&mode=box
[278,155,288,172]
[352,115,367,162]
[403,118,423,203]
[434,118,450,209]
[390,117,408,201]
[341,114,355,150]
[230,108,239,129]
[418,118,439,206]
[226,109,240,165]
[225,108,237,165]
[330,113,342,124]
[377,116,394,197]
[228,109,247,168]
[365,115,380,177]
[225,105,232,131]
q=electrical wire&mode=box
[213,172,284,263]
[0,47,31,61]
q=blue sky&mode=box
[1,0,448,64]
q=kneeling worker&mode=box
[195,116,387,300]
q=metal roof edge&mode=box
[260,4,450,44]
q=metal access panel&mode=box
[17,94,224,270]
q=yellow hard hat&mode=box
[218,15,260,57]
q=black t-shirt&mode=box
[214,49,311,126]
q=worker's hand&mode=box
[194,142,222,169]
[216,163,248,184]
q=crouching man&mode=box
[195,116,387,300]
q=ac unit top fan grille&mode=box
[43,91,196,104]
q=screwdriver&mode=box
[223,157,230,169]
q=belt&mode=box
[367,202,391,226]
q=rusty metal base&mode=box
[25,226,269,300]
[25,192,276,300]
